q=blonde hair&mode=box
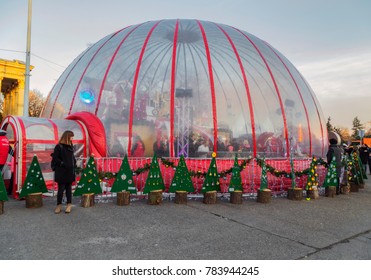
[59,130,74,145]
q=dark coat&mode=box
[359,146,369,164]
[51,144,76,184]
[326,144,342,176]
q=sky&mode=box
[1,0,370,130]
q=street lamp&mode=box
[23,0,32,117]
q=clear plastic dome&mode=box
[42,19,327,158]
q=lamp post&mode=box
[23,0,32,117]
[359,129,365,145]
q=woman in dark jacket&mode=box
[51,130,76,214]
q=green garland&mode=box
[76,156,328,180]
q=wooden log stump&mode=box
[117,191,130,206]
[325,186,336,197]
[203,191,217,204]
[81,193,95,208]
[287,188,303,201]
[306,189,319,200]
[350,182,359,192]
[341,183,350,195]
[230,191,243,204]
[148,190,163,205]
[175,191,187,204]
[26,192,43,208]
[257,189,271,203]
[0,201,4,215]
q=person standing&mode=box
[51,130,76,214]
[359,143,369,174]
[326,138,343,194]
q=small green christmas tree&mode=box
[201,155,220,193]
[322,156,338,188]
[229,155,243,192]
[354,152,366,183]
[305,157,319,191]
[74,157,102,196]
[0,174,8,201]
[259,157,268,190]
[19,155,48,198]
[169,155,194,193]
[110,155,137,194]
[348,153,360,185]
[143,153,165,194]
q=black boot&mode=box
[336,187,340,195]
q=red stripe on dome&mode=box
[265,42,313,156]
[40,82,56,117]
[299,73,326,156]
[95,24,143,117]
[68,28,128,115]
[197,20,218,152]
[216,23,257,157]
[169,20,179,157]
[127,21,162,156]
[235,29,290,157]
[49,56,82,118]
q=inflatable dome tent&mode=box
[1,19,328,196]
[41,19,327,159]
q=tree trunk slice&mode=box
[26,192,43,208]
[0,201,4,215]
[325,186,336,197]
[350,182,359,192]
[306,189,319,200]
[175,191,187,204]
[148,190,163,205]
[230,191,243,204]
[287,188,303,201]
[341,183,350,195]
[81,193,95,208]
[257,189,271,203]
[203,191,217,204]
[117,191,130,206]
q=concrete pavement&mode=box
[1,180,371,260]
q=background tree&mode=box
[326,117,333,134]
[351,116,364,139]
[336,127,351,143]
[29,89,46,117]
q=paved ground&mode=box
[1,179,371,260]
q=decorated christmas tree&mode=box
[201,153,220,193]
[259,157,268,190]
[19,155,48,198]
[169,155,194,193]
[348,153,360,185]
[354,152,366,183]
[305,157,319,191]
[110,155,137,194]
[229,155,243,192]
[322,156,338,188]
[73,156,102,196]
[0,174,8,201]
[143,153,165,194]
